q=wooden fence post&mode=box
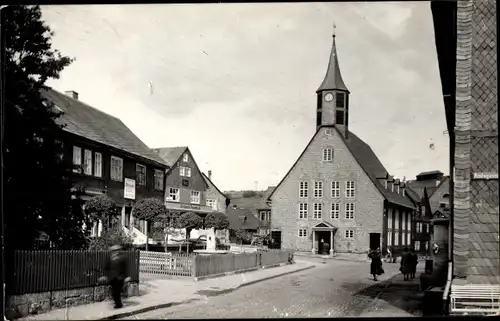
[191,254,197,279]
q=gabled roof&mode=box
[312,221,337,229]
[417,170,444,177]
[429,176,450,198]
[151,147,187,167]
[42,88,168,167]
[268,126,414,209]
[202,172,229,200]
[230,196,270,211]
[226,207,260,230]
[405,186,422,204]
[153,146,209,188]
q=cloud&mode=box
[42,2,448,190]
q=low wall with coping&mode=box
[6,282,139,320]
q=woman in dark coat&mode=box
[400,247,412,281]
[368,248,384,281]
[410,250,418,279]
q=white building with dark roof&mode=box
[268,28,415,256]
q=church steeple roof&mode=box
[316,25,349,94]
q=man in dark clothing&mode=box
[104,244,130,309]
[400,247,412,281]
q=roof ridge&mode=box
[47,88,123,123]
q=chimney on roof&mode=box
[208,170,212,180]
[65,90,79,100]
[401,182,406,197]
[394,179,400,194]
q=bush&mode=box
[204,212,229,232]
[133,197,167,221]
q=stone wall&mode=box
[6,282,139,320]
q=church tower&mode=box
[316,25,350,136]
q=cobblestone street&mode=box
[120,259,421,319]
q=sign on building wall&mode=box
[124,178,136,200]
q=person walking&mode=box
[368,248,384,281]
[410,250,418,279]
[102,244,130,309]
[400,247,412,281]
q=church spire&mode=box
[316,24,349,94]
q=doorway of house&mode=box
[271,231,281,249]
[317,231,331,254]
[369,233,381,251]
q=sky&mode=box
[41,2,449,192]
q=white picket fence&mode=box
[139,251,194,277]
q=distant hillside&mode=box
[224,190,264,199]
[224,186,276,200]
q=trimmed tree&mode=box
[235,228,247,251]
[204,212,229,242]
[3,5,87,254]
[87,221,133,251]
[133,198,167,251]
[84,195,118,232]
[177,212,203,253]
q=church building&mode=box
[267,27,415,256]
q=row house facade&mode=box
[42,89,169,240]
[407,170,450,255]
[268,28,415,256]
[229,186,275,236]
[152,147,229,240]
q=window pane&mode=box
[94,153,102,177]
[336,92,345,108]
[84,150,92,175]
[336,110,345,125]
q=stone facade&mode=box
[271,127,384,254]
[6,283,139,319]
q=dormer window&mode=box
[385,180,388,189]
[391,184,394,193]
[397,185,400,194]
